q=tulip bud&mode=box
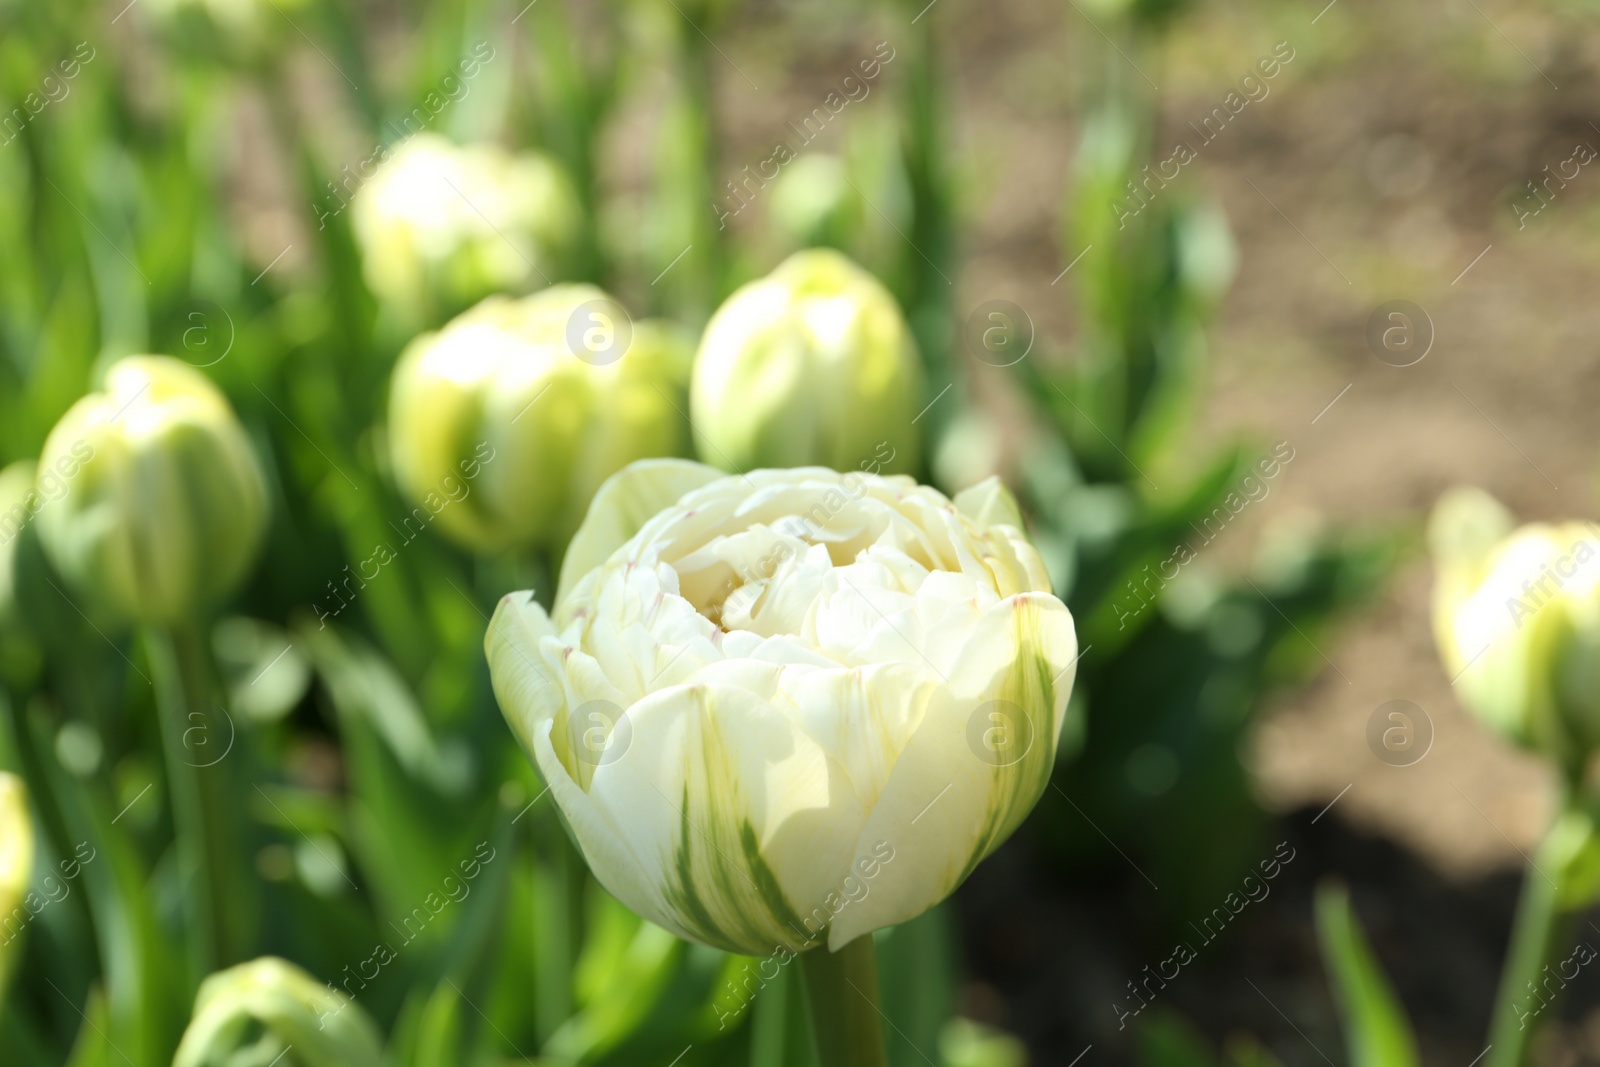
[691,249,923,474]
[35,356,269,626]
[173,957,387,1067]
[352,134,579,318]
[387,286,692,554]
[488,461,1076,956]
[767,154,860,249]
[1430,487,1600,767]
[0,773,32,993]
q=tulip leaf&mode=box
[1314,882,1420,1067]
[1136,1011,1282,1067]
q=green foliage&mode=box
[0,0,1394,1061]
[1314,882,1421,1067]
[1136,1012,1282,1067]
[1017,6,1397,918]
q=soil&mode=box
[956,807,1559,1066]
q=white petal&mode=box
[954,476,1023,531]
[827,592,1076,949]
[556,459,724,604]
[485,591,566,762]
[583,683,866,954]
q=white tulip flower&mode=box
[486,460,1077,955]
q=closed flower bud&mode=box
[387,287,692,554]
[173,957,386,1067]
[352,134,579,317]
[487,460,1077,955]
[35,357,268,625]
[1430,486,1600,767]
[0,773,31,991]
[691,249,923,474]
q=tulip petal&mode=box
[584,683,866,955]
[487,593,683,923]
[826,591,1076,950]
[557,459,724,604]
[953,476,1023,531]
[486,591,569,766]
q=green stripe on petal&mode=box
[585,684,865,956]
[957,636,1057,886]
[825,592,1077,951]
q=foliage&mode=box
[0,0,1394,1063]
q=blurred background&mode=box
[1,0,1596,1063]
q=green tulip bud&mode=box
[767,154,860,249]
[173,957,387,1067]
[352,134,580,318]
[387,286,692,554]
[1430,486,1600,769]
[691,249,923,473]
[35,356,269,625]
[0,774,31,988]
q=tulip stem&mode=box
[800,936,889,1067]
[149,624,241,983]
[1485,782,1584,1067]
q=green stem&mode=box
[800,936,888,1067]
[148,623,242,983]
[1486,784,1583,1066]
[673,25,726,322]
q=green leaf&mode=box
[1136,1012,1216,1067]
[1314,881,1419,1067]
[1135,1012,1282,1067]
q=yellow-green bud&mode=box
[0,773,32,995]
[690,249,923,473]
[387,286,692,554]
[35,356,268,625]
[173,957,387,1067]
[352,134,579,317]
[1429,486,1600,767]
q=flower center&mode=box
[675,518,841,636]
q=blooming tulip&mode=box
[690,249,923,475]
[486,460,1076,955]
[1430,486,1600,767]
[387,286,691,554]
[35,357,268,625]
[352,134,578,315]
[173,957,386,1067]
